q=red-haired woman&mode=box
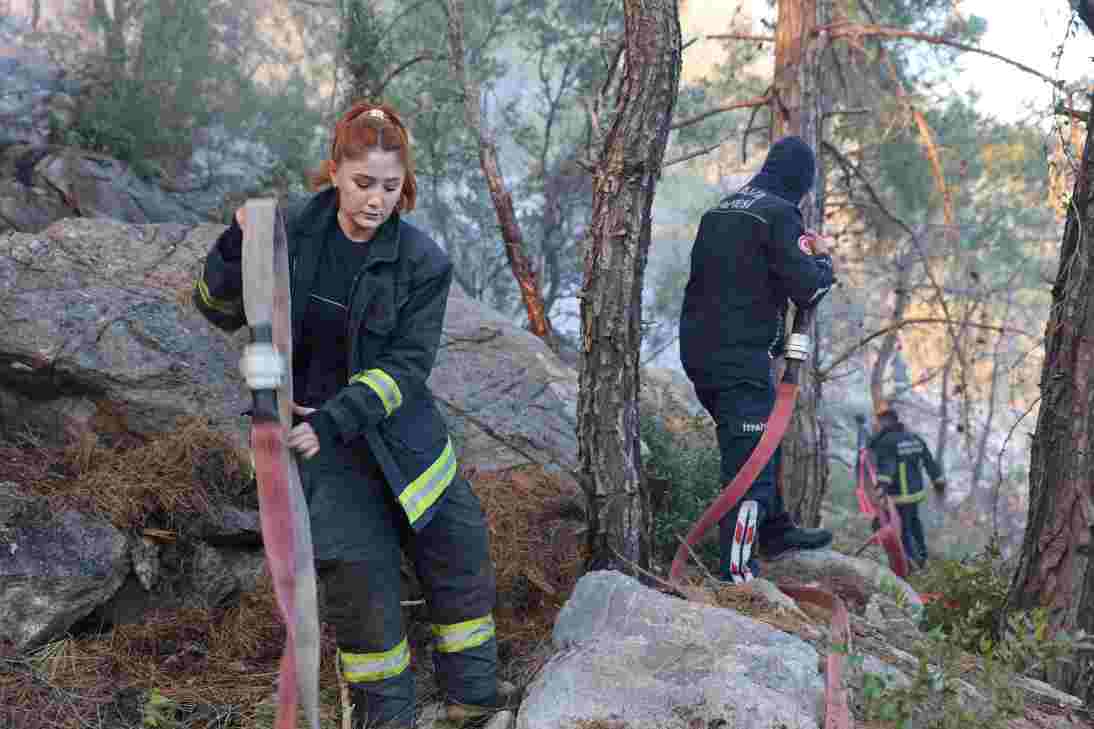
[194,102,516,728]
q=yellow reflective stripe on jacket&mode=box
[876,474,893,485]
[399,438,457,525]
[898,462,909,499]
[349,368,403,416]
[431,614,496,654]
[195,275,242,316]
[338,638,410,683]
[891,490,928,505]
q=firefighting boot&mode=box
[443,680,523,726]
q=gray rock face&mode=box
[0,483,128,649]
[0,219,248,444]
[759,548,922,613]
[431,285,580,472]
[517,571,823,729]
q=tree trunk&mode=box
[871,244,913,412]
[446,0,557,349]
[578,0,681,569]
[970,293,1012,504]
[935,350,955,474]
[1005,80,1094,700]
[771,0,829,526]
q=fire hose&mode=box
[240,199,321,729]
[668,302,853,729]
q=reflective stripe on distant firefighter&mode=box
[195,273,243,316]
[431,614,496,653]
[399,438,457,525]
[339,638,411,683]
[349,368,403,416]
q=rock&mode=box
[131,536,161,591]
[0,482,129,649]
[759,548,922,614]
[483,711,515,729]
[0,19,73,147]
[198,506,262,546]
[0,219,249,444]
[430,285,579,472]
[92,543,265,627]
[517,570,823,729]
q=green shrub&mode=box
[857,544,1089,727]
[641,416,722,569]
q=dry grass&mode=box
[6,418,251,532]
[471,465,587,683]
[0,444,584,728]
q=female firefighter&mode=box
[193,102,516,728]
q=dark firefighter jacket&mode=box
[868,424,946,505]
[678,185,834,389]
[193,187,457,533]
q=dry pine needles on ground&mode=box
[1,441,584,728]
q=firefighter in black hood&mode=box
[679,136,836,583]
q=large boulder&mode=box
[0,218,708,472]
[517,570,823,729]
[0,218,248,444]
[0,145,210,235]
[0,482,129,649]
[431,286,579,472]
[759,548,922,613]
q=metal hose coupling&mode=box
[785,333,812,361]
[240,324,286,390]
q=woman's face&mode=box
[331,147,406,242]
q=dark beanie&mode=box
[749,136,815,205]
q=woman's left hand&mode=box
[289,403,320,459]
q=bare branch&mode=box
[376,52,439,97]
[700,32,775,44]
[820,22,1064,90]
[819,318,1042,380]
[670,94,771,131]
[663,134,736,168]
[821,140,915,237]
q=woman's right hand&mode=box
[235,206,247,231]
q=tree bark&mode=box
[1005,73,1094,700]
[446,0,556,348]
[578,0,681,569]
[870,243,913,413]
[771,0,830,527]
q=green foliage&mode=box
[640,415,722,566]
[912,544,1082,674]
[68,1,227,167]
[142,688,178,729]
[858,545,1088,727]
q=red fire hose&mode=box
[667,302,854,729]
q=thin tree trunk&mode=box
[578,0,681,569]
[771,0,830,527]
[935,350,955,474]
[870,243,913,412]
[970,291,1013,502]
[446,0,556,349]
[1005,66,1094,700]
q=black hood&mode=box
[749,136,815,205]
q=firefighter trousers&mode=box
[695,382,784,576]
[300,438,498,728]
